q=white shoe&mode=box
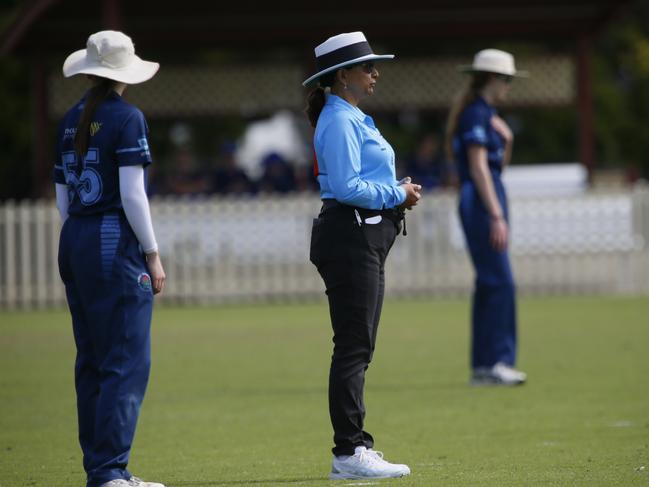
[471,362,527,386]
[99,477,165,487]
[128,477,165,487]
[329,446,411,479]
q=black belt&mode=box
[320,198,343,212]
[320,199,407,235]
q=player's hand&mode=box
[145,251,166,295]
[491,115,513,144]
[490,216,508,251]
[398,182,422,210]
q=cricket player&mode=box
[55,30,165,487]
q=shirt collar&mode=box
[81,90,123,102]
[326,93,369,123]
[476,95,496,113]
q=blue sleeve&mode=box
[116,108,152,167]
[458,104,490,147]
[52,122,65,184]
[321,116,406,209]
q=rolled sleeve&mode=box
[395,184,407,205]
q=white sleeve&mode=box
[119,165,158,254]
[55,183,69,221]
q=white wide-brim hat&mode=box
[63,30,159,84]
[302,31,394,87]
[458,48,528,77]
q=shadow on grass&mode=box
[209,380,463,398]
[171,476,324,486]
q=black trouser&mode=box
[310,201,401,456]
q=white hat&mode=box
[459,49,528,77]
[302,31,394,87]
[63,31,159,84]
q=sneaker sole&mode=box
[329,472,410,480]
[470,377,526,386]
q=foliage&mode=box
[593,0,649,177]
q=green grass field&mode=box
[1,297,648,487]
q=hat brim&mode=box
[63,48,160,84]
[457,65,529,78]
[302,54,394,87]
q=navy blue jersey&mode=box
[453,96,505,183]
[53,91,152,216]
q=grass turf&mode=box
[0,297,648,486]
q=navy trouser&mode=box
[459,176,517,369]
[58,212,153,487]
[310,203,400,456]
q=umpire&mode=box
[303,32,421,480]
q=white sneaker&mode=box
[128,477,165,487]
[471,362,527,386]
[99,477,165,487]
[329,446,411,479]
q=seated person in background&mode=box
[165,146,211,195]
[212,142,256,195]
[404,133,453,190]
[294,163,319,192]
[257,152,296,194]
[144,163,164,197]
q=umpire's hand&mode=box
[398,182,422,210]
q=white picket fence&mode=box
[1,188,649,309]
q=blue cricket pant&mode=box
[58,211,153,487]
[459,176,517,369]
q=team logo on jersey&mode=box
[89,122,103,136]
[63,127,77,140]
[138,137,150,157]
[471,125,487,142]
[137,272,152,292]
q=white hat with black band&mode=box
[302,31,394,87]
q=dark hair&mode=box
[304,72,336,128]
[74,76,117,158]
[444,71,491,161]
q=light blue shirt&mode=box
[314,94,406,209]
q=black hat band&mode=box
[315,41,373,72]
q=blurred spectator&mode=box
[236,110,311,182]
[404,134,452,190]
[165,146,210,195]
[211,142,256,195]
[145,163,164,197]
[294,163,319,192]
[257,152,296,194]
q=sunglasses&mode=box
[349,62,375,74]
[495,74,514,84]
